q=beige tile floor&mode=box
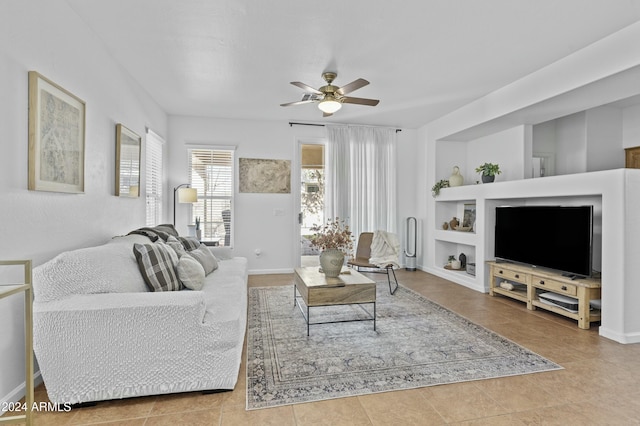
[4,269,640,425]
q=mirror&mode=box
[115,123,141,197]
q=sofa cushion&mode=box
[177,254,206,290]
[33,240,149,302]
[188,244,218,275]
[133,243,182,291]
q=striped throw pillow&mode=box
[133,243,182,292]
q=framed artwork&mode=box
[115,124,142,197]
[462,203,476,230]
[28,71,86,193]
[239,158,291,193]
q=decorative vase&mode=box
[319,249,345,278]
[442,222,449,230]
[481,174,495,183]
[196,229,202,240]
[449,166,464,187]
[449,217,459,230]
[459,253,466,268]
[187,225,197,237]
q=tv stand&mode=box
[487,261,601,329]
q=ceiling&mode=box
[66,0,640,129]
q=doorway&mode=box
[299,143,324,267]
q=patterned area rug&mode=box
[246,282,561,410]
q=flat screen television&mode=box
[494,205,593,277]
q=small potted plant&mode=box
[431,179,450,197]
[475,163,501,183]
[310,218,353,278]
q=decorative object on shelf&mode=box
[446,254,462,270]
[459,253,467,268]
[463,203,476,228]
[195,217,202,240]
[449,217,459,230]
[310,218,353,278]
[475,162,501,183]
[431,179,449,197]
[442,222,449,230]
[28,71,86,194]
[448,166,464,187]
[455,226,472,232]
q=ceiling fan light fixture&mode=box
[318,97,342,114]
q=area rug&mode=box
[246,282,561,410]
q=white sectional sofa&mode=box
[32,230,248,405]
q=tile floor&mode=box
[4,269,640,425]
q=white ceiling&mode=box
[66,0,640,129]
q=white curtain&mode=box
[324,125,397,240]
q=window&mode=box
[145,129,164,226]
[188,148,234,246]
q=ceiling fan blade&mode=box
[342,96,379,106]
[323,112,333,117]
[336,78,369,95]
[290,81,322,95]
[280,100,315,107]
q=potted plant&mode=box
[475,163,501,183]
[431,179,450,197]
[310,218,353,278]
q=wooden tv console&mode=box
[487,261,601,329]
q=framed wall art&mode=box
[239,158,291,193]
[28,71,86,193]
[115,124,142,197]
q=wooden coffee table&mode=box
[293,267,377,336]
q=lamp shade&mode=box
[177,187,197,203]
[318,96,342,114]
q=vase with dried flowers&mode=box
[310,218,353,278]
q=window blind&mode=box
[145,130,164,226]
[188,148,234,246]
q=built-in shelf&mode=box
[434,229,476,245]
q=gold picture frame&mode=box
[115,124,141,197]
[28,71,86,193]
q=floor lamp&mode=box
[173,184,198,226]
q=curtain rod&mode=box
[288,122,402,133]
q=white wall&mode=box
[0,1,167,405]
[585,106,624,171]
[622,103,640,148]
[168,117,418,274]
[555,112,587,175]
[467,126,528,182]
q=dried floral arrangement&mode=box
[310,218,354,254]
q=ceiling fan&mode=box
[280,72,380,117]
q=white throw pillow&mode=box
[177,254,206,290]
[189,244,218,275]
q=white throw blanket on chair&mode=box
[369,230,400,269]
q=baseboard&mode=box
[1,370,43,409]
[598,327,640,344]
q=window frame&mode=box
[145,129,164,226]
[187,145,236,247]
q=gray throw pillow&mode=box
[177,254,206,290]
[208,246,233,260]
[178,236,201,251]
[133,243,182,292]
[189,244,218,275]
